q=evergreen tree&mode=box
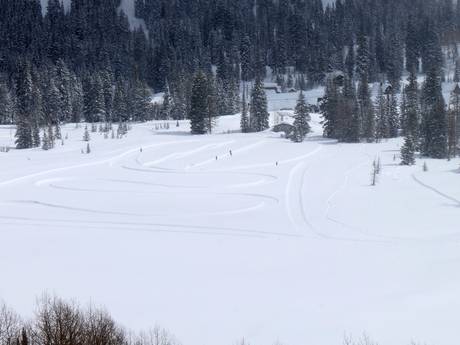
[357,74,375,142]
[401,135,416,165]
[387,90,400,138]
[249,79,269,132]
[240,35,253,82]
[375,83,388,141]
[321,78,340,139]
[291,91,311,142]
[112,79,128,122]
[420,68,447,158]
[189,71,208,134]
[402,71,420,142]
[15,63,34,149]
[341,76,360,143]
[240,88,250,133]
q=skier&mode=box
[229,150,233,157]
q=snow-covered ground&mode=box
[1,89,460,345]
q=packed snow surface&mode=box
[1,90,460,345]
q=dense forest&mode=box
[0,0,460,159]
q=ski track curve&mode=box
[0,215,300,238]
[412,173,460,207]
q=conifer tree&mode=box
[401,135,416,165]
[240,89,250,133]
[402,71,420,142]
[15,63,34,149]
[321,78,340,139]
[250,79,269,132]
[341,76,360,143]
[112,79,128,123]
[358,74,375,142]
[291,91,311,142]
[189,71,208,134]
[375,84,388,141]
[420,68,447,158]
[387,90,400,138]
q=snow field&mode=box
[1,92,460,345]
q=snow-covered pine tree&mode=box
[387,90,400,138]
[83,75,106,123]
[55,59,74,123]
[420,67,447,158]
[71,77,84,124]
[336,76,360,143]
[206,76,218,133]
[357,73,375,142]
[345,43,355,81]
[112,79,128,123]
[160,84,172,120]
[15,63,34,149]
[249,78,269,132]
[291,91,311,143]
[240,89,250,133]
[402,71,420,142]
[132,80,151,122]
[321,78,340,139]
[401,135,416,165]
[375,83,388,141]
[356,31,369,81]
[240,35,253,82]
[189,71,208,135]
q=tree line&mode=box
[1,0,460,149]
[0,296,178,345]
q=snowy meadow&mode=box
[1,89,459,345]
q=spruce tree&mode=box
[358,74,375,142]
[15,63,34,149]
[250,78,269,132]
[189,71,208,135]
[291,91,311,142]
[375,84,388,141]
[420,68,447,158]
[387,90,400,138]
[112,79,128,123]
[321,78,340,139]
[401,135,416,165]
[402,71,420,142]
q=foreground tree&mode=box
[291,91,311,142]
[250,79,269,132]
[401,135,416,165]
[189,71,208,134]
